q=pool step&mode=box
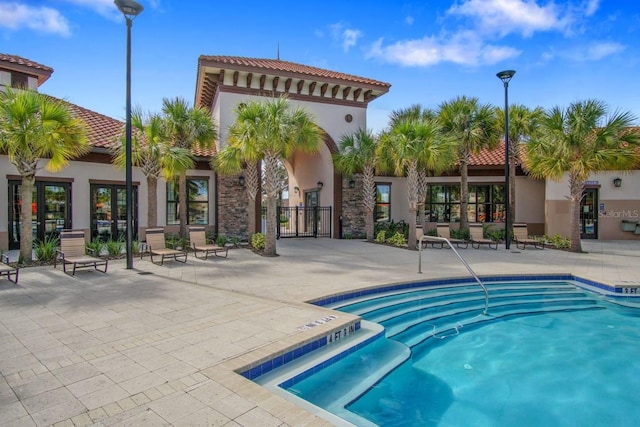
[388,297,598,343]
[373,289,588,325]
[406,303,604,353]
[334,282,578,315]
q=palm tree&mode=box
[0,89,89,262]
[225,97,324,256]
[162,97,216,238]
[496,104,544,227]
[388,104,436,128]
[111,108,193,228]
[438,96,499,229]
[377,118,454,249]
[525,99,640,253]
[333,128,378,242]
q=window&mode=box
[167,178,209,225]
[11,72,28,89]
[375,183,391,222]
[426,184,505,223]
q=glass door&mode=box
[580,188,598,239]
[8,181,71,250]
[91,184,137,242]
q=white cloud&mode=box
[62,0,124,21]
[367,30,521,67]
[584,0,600,17]
[330,23,363,52]
[405,16,415,26]
[0,2,71,36]
[584,41,625,60]
[447,0,569,37]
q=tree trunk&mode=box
[363,166,376,242]
[459,157,469,230]
[178,172,188,238]
[20,176,35,263]
[245,162,260,236]
[147,176,157,228]
[264,154,279,256]
[569,175,583,253]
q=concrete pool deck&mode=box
[1,239,639,426]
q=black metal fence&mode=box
[261,206,332,238]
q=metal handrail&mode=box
[418,235,489,315]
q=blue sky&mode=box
[1,0,638,133]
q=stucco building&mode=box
[1,52,639,253]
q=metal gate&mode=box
[264,206,331,238]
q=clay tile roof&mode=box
[199,55,391,88]
[49,95,216,157]
[47,97,124,150]
[469,141,506,166]
[0,53,53,73]
[0,53,53,85]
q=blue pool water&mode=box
[283,281,640,426]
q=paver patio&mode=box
[1,239,639,426]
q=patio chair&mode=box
[417,226,444,248]
[0,254,19,284]
[189,226,228,259]
[143,228,187,266]
[513,223,544,250]
[55,230,108,275]
[469,223,498,250]
[436,223,469,249]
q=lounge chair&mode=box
[143,228,187,266]
[55,230,108,275]
[417,226,444,248]
[189,226,228,259]
[469,223,498,250]
[0,254,19,283]
[513,223,544,250]
[436,223,469,249]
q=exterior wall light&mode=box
[348,178,356,188]
[294,186,299,194]
[238,175,245,187]
[614,177,622,188]
[317,181,324,190]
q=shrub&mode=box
[546,234,571,249]
[216,235,228,247]
[33,235,59,262]
[387,232,406,247]
[375,220,409,240]
[451,227,469,240]
[425,228,438,237]
[230,236,242,247]
[251,233,265,250]
[132,240,141,255]
[375,231,386,243]
[106,237,125,256]
[87,239,105,256]
[165,234,187,250]
[487,229,505,242]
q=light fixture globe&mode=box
[496,70,516,83]
[114,0,143,18]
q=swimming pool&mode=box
[258,277,640,426]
